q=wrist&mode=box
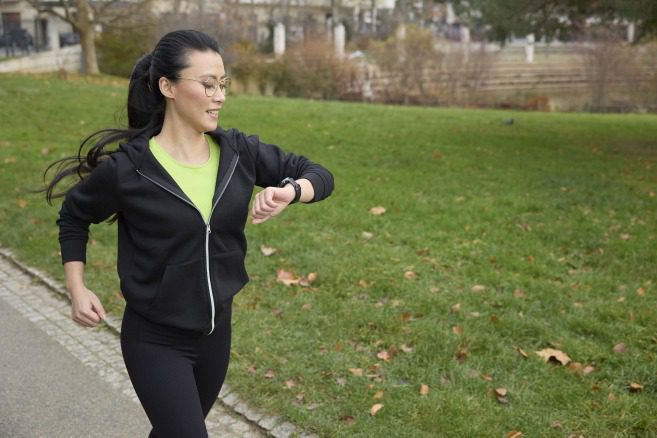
[278,177,301,204]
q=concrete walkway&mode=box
[0,252,309,438]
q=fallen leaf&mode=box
[17,199,27,209]
[358,279,369,288]
[607,392,616,401]
[277,269,299,286]
[301,303,312,310]
[451,303,461,313]
[471,284,486,293]
[613,342,628,354]
[620,233,631,241]
[377,350,391,362]
[567,362,584,375]
[636,287,646,296]
[245,365,257,374]
[452,325,464,335]
[516,347,529,358]
[264,369,276,379]
[370,403,384,416]
[535,348,571,366]
[369,206,386,216]
[4,156,16,164]
[495,387,508,397]
[507,431,523,438]
[336,377,347,386]
[404,271,417,280]
[400,344,415,353]
[285,379,296,389]
[41,147,50,156]
[362,231,374,239]
[400,311,412,323]
[373,390,384,399]
[583,364,596,375]
[349,368,364,376]
[456,345,468,362]
[513,288,526,299]
[420,384,430,395]
[482,374,493,381]
[629,382,643,392]
[298,272,318,287]
[260,245,277,256]
[340,415,355,424]
[550,421,562,429]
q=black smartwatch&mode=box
[278,177,301,204]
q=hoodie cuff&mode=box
[60,239,88,264]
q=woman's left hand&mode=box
[251,185,295,224]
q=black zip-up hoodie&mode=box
[58,127,334,335]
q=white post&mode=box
[47,17,60,51]
[446,2,455,25]
[273,22,285,57]
[525,33,535,63]
[460,25,470,62]
[627,22,635,43]
[334,23,345,58]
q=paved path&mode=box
[0,254,306,438]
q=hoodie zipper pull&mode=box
[206,223,212,235]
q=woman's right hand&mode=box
[69,286,107,328]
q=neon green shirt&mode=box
[149,135,219,223]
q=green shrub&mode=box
[97,24,156,78]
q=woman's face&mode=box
[166,49,227,133]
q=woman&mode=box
[45,29,334,437]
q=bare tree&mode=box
[27,0,153,75]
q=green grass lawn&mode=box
[1,73,656,437]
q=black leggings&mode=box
[120,301,232,438]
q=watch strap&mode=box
[278,177,301,204]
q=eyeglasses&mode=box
[175,76,231,97]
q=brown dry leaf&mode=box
[507,431,523,438]
[362,231,374,239]
[285,379,296,389]
[567,362,584,375]
[535,348,571,366]
[516,347,529,358]
[369,206,386,216]
[613,342,628,354]
[471,284,486,293]
[495,388,508,397]
[629,382,644,392]
[276,269,300,286]
[336,377,347,386]
[583,363,596,375]
[340,415,355,424]
[400,311,412,323]
[620,233,631,241]
[527,255,535,263]
[404,271,417,280]
[4,156,16,164]
[551,421,563,429]
[420,384,430,396]
[452,325,464,335]
[636,287,646,296]
[348,368,364,377]
[377,350,391,362]
[298,272,318,287]
[245,365,257,374]
[301,303,312,310]
[17,199,27,209]
[513,288,526,299]
[264,369,276,379]
[430,287,440,294]
[260,245,277,256]
[482,374,493,382]
[358,279,369,288]
[400,344,415,353]
[451,303,461,313]
[41,147,50,156]
[456,345,469,362]
[370,403,384,416]
[373,391,384,399]
[607,392,616,401]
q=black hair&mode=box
[44,29,221,204]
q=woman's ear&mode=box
[159,77,175,99]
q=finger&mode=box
[90,295,107,321]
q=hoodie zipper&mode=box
[136,154,239,335]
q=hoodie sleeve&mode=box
[57,156,120,264]
[241,132,334,202]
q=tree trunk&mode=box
[75,0,100,74]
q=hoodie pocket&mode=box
[211,250,249,301]
[148,258,209,330]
